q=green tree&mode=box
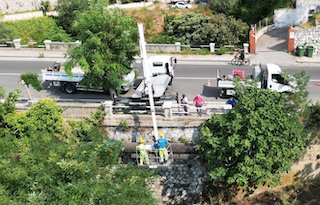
[0,95,156,204]
[65,0,138,92]
[21,72,43,91]
[197,84,307,193]
[210,0,238,15]
[164,13,248,46]
[56,0,90,36]
[40,1,51,16]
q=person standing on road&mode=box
[181,94,189,115]
[193,94,204,116]
[226,96,238,108]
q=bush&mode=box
[4,17,70,44]
[164,13,248,46]
[148,34,176,44]
[215,46,229,55]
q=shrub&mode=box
[148,34,176,44]
[215,46,229,55]
[4,17,70,44]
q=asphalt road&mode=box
[0,60,319,102]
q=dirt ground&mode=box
[235,179,320,205]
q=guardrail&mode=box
[8,98,232,119]
[103,100,232,119]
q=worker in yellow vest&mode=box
[136,138,149,165]
[158,132,169,163]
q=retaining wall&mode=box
[150,160,208,205]
[0,0,57,14]
[295,25,320,55]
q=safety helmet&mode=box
[159,132,164,137]
[139,138,144,143]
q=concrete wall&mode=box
[274,8,308,28]
[295,25,320,55]
[0,0,57,14]
[274,0,320,28]
[146,43,181,53]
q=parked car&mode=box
[171,2,192,9]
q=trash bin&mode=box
[296,46,305,57]
[306,46,314,58]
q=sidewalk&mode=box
[0,48,319,65]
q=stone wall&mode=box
[105,127,200,143]
[150,159,208,205]
[295,26,320,55]
[0,0,57,14]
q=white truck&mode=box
[129,55,176,99]
[217,63,296,97]
[41,55,176,98]
[41,63,136,94]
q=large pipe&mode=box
[123,142,196,154]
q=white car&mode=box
[172,2,192,9]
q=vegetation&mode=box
[65,0,138,93]
[197,73,310,201]
[0,88,156,204]
[163,13,248,46]
[211,0,295,24]
[4,17,70,44]
[0,21,11,43]
[40,1,51,16]
[20,73,43,91]
[56,0,90,37]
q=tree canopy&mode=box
[210,0,295,24]
[64,0,138,92]
[197,76,309,191]
[56,0,90,37]
[0,88,155,204]
[164,13,248,46]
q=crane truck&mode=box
[41,55,177,100]
[217,63,296,97]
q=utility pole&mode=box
[137,23,159,141]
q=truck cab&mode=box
[131,55,177,99]
[217,63,296,97]
[260,64,295,93]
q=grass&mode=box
[4,17,70,44]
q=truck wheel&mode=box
[62,82,77,94]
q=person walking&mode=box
[180,94,189,115]
[193,94,204,116]
[158,132,169,163]
[136,138,149,165]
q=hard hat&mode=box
[159,132,164,137]
[139,138,144,143]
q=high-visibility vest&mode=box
[137,144,147,153]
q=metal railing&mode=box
[136,144,174,168]
[253,16,274,31]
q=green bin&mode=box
[296,46,305,57]
[306,46,314,57]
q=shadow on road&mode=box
[201,85,220,98]
[257,27,288,52]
